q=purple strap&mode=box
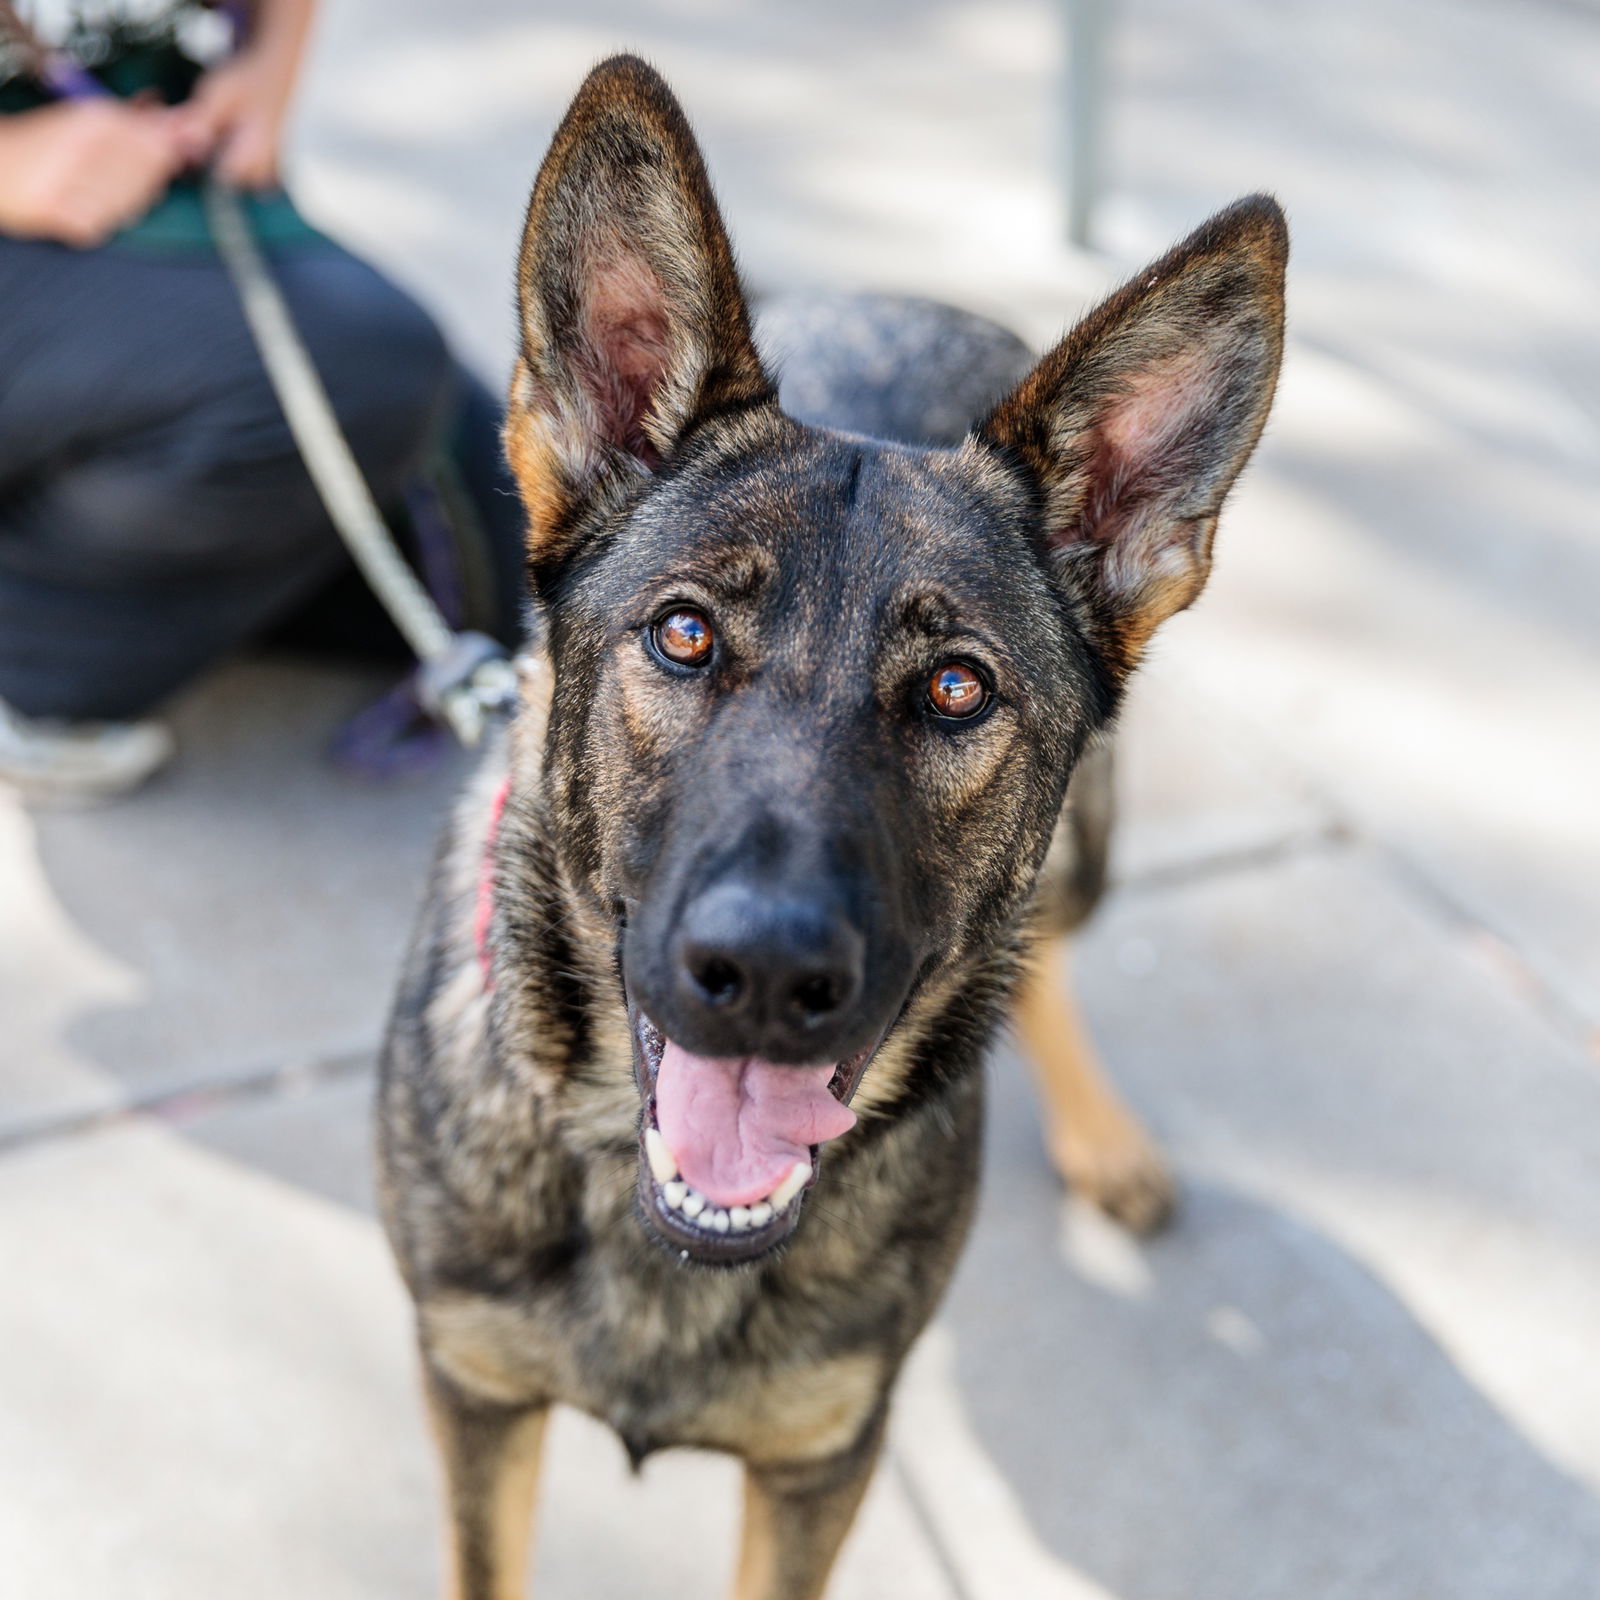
[39,56,109,99]
[329,678,451,781]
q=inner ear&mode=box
[1080,336,1249,588]
[581,242,675,468]
[1095,343,1219,482]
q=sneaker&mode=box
[0,698,175,802]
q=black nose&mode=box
[672,881,865,1060]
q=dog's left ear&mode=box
[506,54,773,568]
[978,196,1288,672]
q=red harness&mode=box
[474,776,511,986]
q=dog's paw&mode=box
[1048,1110,1177,1236]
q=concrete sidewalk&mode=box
[3,1,1598,1596]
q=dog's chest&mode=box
[420,1233,885,1465]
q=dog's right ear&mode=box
[977,196,1287,678]
[506,55,773,568]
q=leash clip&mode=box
[417,632,519,748]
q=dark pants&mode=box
[0,235,523,722]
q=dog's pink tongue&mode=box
[654,1041,856,1209]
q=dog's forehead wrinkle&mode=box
[645,540,775,604]
[631,430,1002,587]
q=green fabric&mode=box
[0,79,49,113]
[85,37,204,104]
[110,179,330,257]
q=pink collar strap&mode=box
[474,776,512,986]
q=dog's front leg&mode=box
[1015,939,1175,1234]
[423,1365,549,1600]
[732,1415,885,1600]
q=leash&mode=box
[203,177,517,747]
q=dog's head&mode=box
[505,56,1286,1264]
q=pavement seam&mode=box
[0,1048,375,1162]
[1111,822,1350,898]
[888,1447,978,1600]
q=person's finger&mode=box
[96,105,182,168]
[164,105,212,165]
[88,157,171,222]
[168,90,232,164]
[173,121,216,165]
[122,125,187,190]
[143,107,193,168]
[219,118,279,188]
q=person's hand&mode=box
[173,49,299,189]
[0,99,186,247]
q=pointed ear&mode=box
[978,196,1287,673]
[505,55,773,564]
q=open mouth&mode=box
[629,1008,877,1265]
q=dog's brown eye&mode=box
[653,608,714,668]
[928,662,988,720]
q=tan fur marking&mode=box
[426,1376,547,1600]
[692,1350,883,1467]
[1014,938,1175,1234]
[422,1294,560,1410]
[732,1425,884,1600]
[503,370,572,552]
[474,1414,543,1600]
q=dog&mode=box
[378,54,1286,1600]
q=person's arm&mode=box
[0,99,185,246]
[173,0,319,188]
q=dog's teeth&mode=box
[708,1208,730,1233]
[680,1189,706,1219]
[645,1128,678,1184]
[749,1201,773,1228]
[768,1160,810,1211]
[729,1205,751,1231]
[663,1180,687,1210]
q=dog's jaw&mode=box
[627,1006,876,1266]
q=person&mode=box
[0,0,525,800]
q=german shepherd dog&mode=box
[378,55,1286,1600]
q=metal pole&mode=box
[1062,0,1109,250]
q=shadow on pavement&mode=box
[940,1071,1600,1600]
